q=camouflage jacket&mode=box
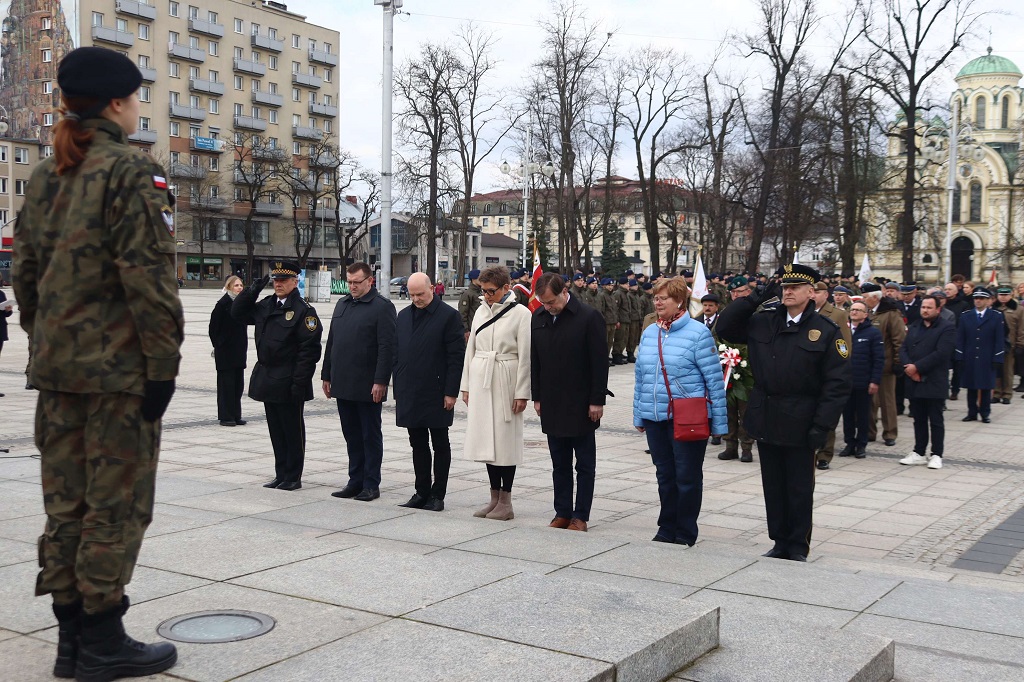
[13,119,184,394]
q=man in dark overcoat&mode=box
[956,289,1005,423]
[393,273,465,511]
[209,280,250,426]
[531,272,609,532]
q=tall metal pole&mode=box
[378,0,401,298]
[320,201,326,270]
[521,128,532,269]
[946,99,960,284]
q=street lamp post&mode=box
[500,138,554,269]
[374,0,402,298]
[318,199,326,270]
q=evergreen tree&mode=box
[599,220,630,276]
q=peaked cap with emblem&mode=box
[775,263,820,286]
[270,260,301,279]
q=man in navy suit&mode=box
[956,289,1005,423]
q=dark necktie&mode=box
[788,320,796,328]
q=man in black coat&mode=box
[393,273,465,512]
[955,289,1004,423]
[209,278,250,426]
[531,272,609,532]
[232,261,323,490]
[0,287,11,397]
[899,295,956,469]
[323,262,397,501]
[717,264,851,562]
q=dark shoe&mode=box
[331,484,361,498]
[612,358,627,366]
[962,415,977,422]
[867,436,876,442]
[1001,398,1011,405]
[762,547,788,559]
[277,481,302,491]
[949,392,959,400]
[883,439,896,447]
[399,493,428,509]
[422,497,445,512]
[354,488,380,502]
[262,478,283,488]
[854,445,866,459]
[75,597,177,682]
[26,382,36,390]
[219,420,236,427]
[740,450,753,463]
[567,518,588,532]
[838,444,855,457]
[626,353,636,363]
[608,358,615,367]
[0,392,5,397]
[549,516,571,529]
[710,436,722,445]
[234,419,247,425]
[718,450,739,461]
[788,554,808,562]
[644,449,651,454]
[1015,383,1024,392]
[53,601,81,679]
[982,417,991,423]
[816,460,829,470]
[652,533,675,543]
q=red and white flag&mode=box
[525,241,543,312]
[989,268,999,287]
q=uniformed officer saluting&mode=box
[233,260,322,491]
[717,264,851,561]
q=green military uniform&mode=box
[611,283,631,363]
[13,118,185,614]
[594,284,619,360]
[626,285,643,361]
[459,282,482,334]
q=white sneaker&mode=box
[900,452,927,466]
[928,455,943,469]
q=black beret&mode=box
[270,260,302,279]
[58,47,143,101]
[860,282,881,293]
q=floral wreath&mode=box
[718,344,754,401]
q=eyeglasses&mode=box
[653,296,674,303]
[346,276,369,286]
[482,287,502,296]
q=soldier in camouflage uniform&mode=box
[12,48,182,680]
[626,279,643,362]
[595,278,619,364]
[458,269,483,342]
[611,276,632,364]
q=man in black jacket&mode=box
[899,296,956,469]
[393,273,465,512]
[717,264,851,561]
[232,261,323,490]
[323,262,397,501]
[531,272,609,532]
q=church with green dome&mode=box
[863,49,1023,284]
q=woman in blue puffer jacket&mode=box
[634,276,728,546]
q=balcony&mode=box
[115,0,157,21]
[314,206,340,220]
[188,18,224,38]
[291,177,325,193]
[308,49,338,67]
[169,163,207,179]
[189,78,225,96]
[252,34,284,52]
[291,72,322,89]
[233,58,266,77]
[128,129,158,144]
[292,126,322,140]
[234,115,267,131]
[168,43,205,62]
[251,91,284,107]
[138,66,158,83]
[309,153,339,168]
[252,147,287,161]
[91,26,134,47]
[253,202,284,216]
[168,103,206,121]
[308,102,338,117]
[189,197,231,212]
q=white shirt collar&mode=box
[787,312,803,325]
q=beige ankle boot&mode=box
[473,489,500,518]
[485,490,514,520]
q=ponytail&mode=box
[53,95,104,175]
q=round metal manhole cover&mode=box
[156,610,275,644]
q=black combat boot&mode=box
[626,352,636,363]
[52,601,81,678]
[75,596,177,682]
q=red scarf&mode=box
[656,309,684,331]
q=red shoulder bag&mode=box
[658,329,711,441]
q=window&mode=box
[169,62,179,77]
[92,12,104,26]
[969,181,982,222]
[209,99,219,114]
[0,146,6,162]
[234,18,243,34]
[139,117,151,130]
[323,94,332,106]
[0,179,6,193]
[208,41,218,56]
[251,23,260,36]
[43,81,52,94]
[292,34,300,48]
[292,141,300,155]
[190,95,201,108]
[233,46,243,60]
[170,152,180,164]
[188,36,200,49]
[324,42,333,54]
[975,96,986,129]
[251,106,262,119]
[498,217,506,227]
[169,122,180,137]
[1002,95,1011,129]
[116,18,128,32]
[41,17,52,30]
[208,11,218,22]
[308,91,316,104]
[952,184,962,222]
[15,179,27,196]
[324,69,332,83]
[169,91,179,104]
[209,157,219,171]
[291,61,300,73]
[634,250,641,260]
[189,65,200,79]
[169,30,179,44]
[139,86,151,102]
[252,51,262,63]
[292,114,301,126]
[268,82,277,94]
[139,24,149,40]
[42,49,52,63]
[634,214,642,224]
[169,1,178,17]
[634,231,641,241]
[268,55,277,70]
[251,79,261,92]
[233,75,243,90]
[482,218,489,227]
[233,103,243,116]
[308,65,316,76]
[208,69,218,82]
[292,87,300,102]
[189,125,200,139]
[324,120,331,133]
[139,55,150,68]
[268,110,278,124]
[14,147,29,163]
[189,153,200,167]
[188,5,198,19]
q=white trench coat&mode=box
[460,296,532,465]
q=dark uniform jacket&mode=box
[903,297,921,325]
[531,294,609,437]
[717,298,851,447]
[612,286,631,324]
[232,287,322,402]
[458,283,482,333]
[0,290,10,342]
[849,318,884,390]
[595,288,619,325]
[322,289,397,401]
[955,308,1005,390]
[209,293,249,370]
[900,317,956,400]
[393,296,465,429]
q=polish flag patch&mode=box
[153,175,167,189]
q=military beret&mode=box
[972,289,992,298]
[701,294,719,304]
[775,263,820,286]
[833,285,851,294]
[884,281,900,290]
[625,269,634,276]
[628,279,638,286]
[585,277,596,285]
[728,276,749,290]
[509,270,521,279]
[58,47,143,102]
[709,273,720,280]
[641,282,653,290]
[997,285,1013,294]
[572,273,584,281]
[601,277,613,285]
[270,259,301,279]
[900,285,916,293]
[813,281,829,291]
[617,276,629,285]
[562,275,570,282]
[682,270,694,277]
[860,282,881,293]
[468,269,481,279]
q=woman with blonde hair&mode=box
[209,275,249,426]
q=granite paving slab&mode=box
[893,646,1024,681]
[0,636,84,682]
[451,526,629,565]
[251,499,412,532]
[153,476,242,503]
[573,543,755,588]
[409,573,719,682]
[866,581,1024,637]
[230,545,523,616]
[0,537,33,567]
[687,588,859,631]
[425,548,561,574]
[236,618,614,682]
[549,567,702,599]
[344,509,510,547]
[0,561,71,633]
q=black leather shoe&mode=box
[219,420,236,427]
[762,547,788,559]
[883,439,896,446]
[717,450,739,460]
[1015,383,1024,392]
[949,392,959,400]
[354,488,380,502]
[710,436,722,445]
[788,554,808,562]
[331,485,361,498]
[262,478,283,488]
[277,481,302,491]
[982,417,991,423]
[838,444,855,457]
[962,415,977,422]
[235,419,247,425]
[398,493,428,509]
[816,460,829,470]
[1001,398,1011,405]
[854,445,866,459]
[422,497,445,512]
[652,533,675,543]
[26,382,36,390]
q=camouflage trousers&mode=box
[627,321,641,356]
[35,391,160,614]
[613,324,628,357]
[606,325,616,357]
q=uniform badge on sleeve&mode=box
[153,176,168,189]
[160,205,174,235]
[305,316,318,331]
[836,339,849,358]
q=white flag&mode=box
[792,250,800,265]
[858,254,872,284]
[688,252,709,318]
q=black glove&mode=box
[807,425,828,452]
[249,274,271,297]
[141,380,176,422]
[749,278,782,308]
[290,383,306,402]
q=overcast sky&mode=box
[286,0,1023,193]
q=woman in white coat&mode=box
[461,266,532,520]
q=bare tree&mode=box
[229,130,286,277]
[277,133,341,269]
[585,59,629,272]
[178,165,228,287]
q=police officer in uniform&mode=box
[717,264,851,561]
[14,47,183,680]
[232,260,323,490]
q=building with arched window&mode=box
[863,50,1024,284]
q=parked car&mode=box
[389,276,408,298]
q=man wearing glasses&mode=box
[323,262,397,501]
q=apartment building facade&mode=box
[0,0,341,283]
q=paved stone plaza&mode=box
[2,288,1024,680]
